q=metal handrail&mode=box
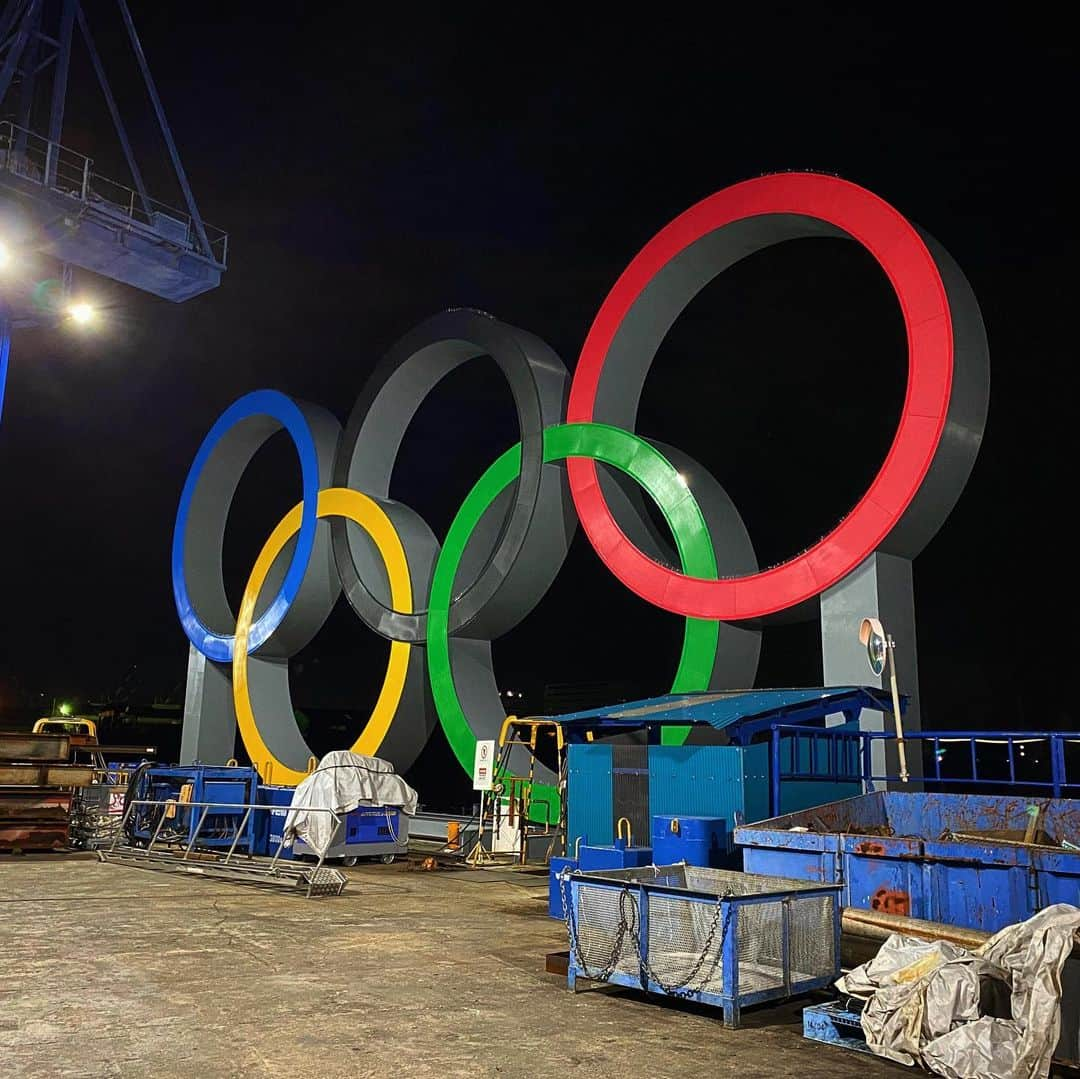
[109,797,345,898]
[768,724,1080,816]
[0,120,227,265]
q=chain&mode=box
[560,869,634,982]
[559,869,733,997]
[633,892,732,997]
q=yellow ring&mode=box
[233,487,412,786]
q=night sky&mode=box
[1,6,1075,769]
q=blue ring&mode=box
[171,389,321,662]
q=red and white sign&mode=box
[472,739,496,791]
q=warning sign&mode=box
[472,739,496,791]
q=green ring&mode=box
[427,422,720,817]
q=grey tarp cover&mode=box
[282,750,419,856]
[836,903,1080,1079]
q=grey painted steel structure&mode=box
[572,209,987,767]
[180,183,988,792]
[181,308,760,777]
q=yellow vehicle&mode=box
[33,716,99,741]
[32,716,154,786]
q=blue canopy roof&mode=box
[551,686,903,745]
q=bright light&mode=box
[67,302,95,326]
[676,472,689,487]
[58,702,72,716]
[0,241,9,269]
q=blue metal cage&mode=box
[561,863,841,1028]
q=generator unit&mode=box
[256,785,409,865]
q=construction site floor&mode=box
[0,855,912,1079]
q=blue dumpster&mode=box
[734,791,1080,933]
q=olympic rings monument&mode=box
[173,172,989,809]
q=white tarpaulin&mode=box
[836,903,1080,1079]
[282,751,419,857]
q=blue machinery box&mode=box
[578,837,653,871]
[128,764,260,852]
[549,830,654,918]
[551,817,728,918]
[652,815,727,868]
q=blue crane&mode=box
[0,0,227,420]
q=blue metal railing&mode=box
[769,724,1080,816]
[0,121,228,266]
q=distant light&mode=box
[676,472,689,488]
[59,702,73,716]
[67,302,95,326]
[0,241,10,269]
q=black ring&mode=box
[331,308,571,642]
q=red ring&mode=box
[566,172,953,620]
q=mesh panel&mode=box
[685,866,783,896]
[646,894,724,993]
[303,867,349,896]
[789,895,835,983]
[611,744,650,845]
[574,882,640,978]
[736,900,786,993]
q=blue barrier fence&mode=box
[769,725,1080,816]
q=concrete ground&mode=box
[0,855,912,1079]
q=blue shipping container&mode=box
[566,742,856,862]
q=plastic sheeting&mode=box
[837,903,1080,1079]
[282,751,419,856]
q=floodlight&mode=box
[859,617,887,676]
[67,302,95,326]
[859,616,909,783]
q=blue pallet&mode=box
[802,1002,872,1054]
[735,791,1080,933]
